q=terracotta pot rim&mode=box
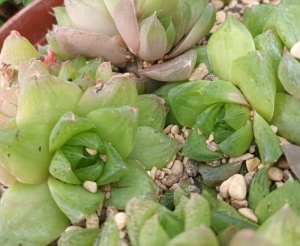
[0,0,64,50]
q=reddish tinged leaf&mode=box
[114,0,140,53]
[139,50,197,82]
[282,143,300,179]
[55,26,130,67]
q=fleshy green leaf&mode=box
[138,12,167,61]
[49,149,81,184]
[254,29,285,92]
[278,50,300,100]
[86,106,138,159]
[253,111,283,165]
[49,112,95,152]
[276,0,300,49]
[58,228,99,246]
[76,74,138,116]
[137,94,166,131]
[243,4,277,38]
[0,182,69,245]
[270,93,300,145]
[48,176,104,223]
[219,121,253,157]
[255,179,300,223]
[96,143,128,185]
[207,15,255,82]
[105,159,159,210]
[126,198,161,246]
[248,167,270,210]
[182,126,223,162]
[128,126,181,170]
[256,205,300,245]
[231,51,276,121]
[166,3,216,59]
[139,214,170,246]
[223,103,251,131]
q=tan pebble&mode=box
[155,179,168,191]
[114,212,127,230]
[183,129,190,139]
[277,159,290,169]
[161,174,181,187]
[85,147,97,155]
[231,199,248,209]
[229,153,254,163]
[219,176,235,199]
[189,63,209,81]
[156,170,165,180]
[268,167,283,182]
[245,171,256,188]
[242,0,260,6]
[283,169,292,182]
[106,206,118,217]
[257,163,265,169]
[169,183,180,190]
[100,154,107,162]
[228,0,237,8]
[162,168,172,175]
[105,192,111,199]
[213,0,225,10]
[168,132,174,138]
[146,171,151,177]
[86,213,99,228]
[227,12,241,20]
[100,184,111,192]
[171,125,180,135]
[150,166,157,180]
[248,144,256,154]
[216,11,226,24]
[120,239,130,246]
[171,160,184,177]
[183,157,190,166]
[238,208,258,223]
[217,193,224,201]
[275,181,284,188]
[215,186,220,192]
[83,181,98,193]
[96,203,103,216]
[246,157,261,172]
[207,142,219,152]
[119,230,126,239]
[174,134,185,144]
[228,174,247,200]
[263,0,270,3]
[270,125,278,133]
[291,41,300,59]
[163,124,173,135]
[65,225,81,232]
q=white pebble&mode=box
[268,167,283,182]
[83,181,98,193]
[219,176,235,199]
[114,212,127,230]
[238,208,258,223]
[228,174,247,200]
[171,160,184,177]
[291,41,300,59]
[86,213,99,228]
[171,125,180,135]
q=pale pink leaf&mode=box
[54,27,130,67]
[114,0,140,53]
[139,50,197,81]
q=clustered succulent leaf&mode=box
[0,0,300,245]
[48,0,216,82]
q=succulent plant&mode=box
[0,31,182,244]
[47,0,216,82]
